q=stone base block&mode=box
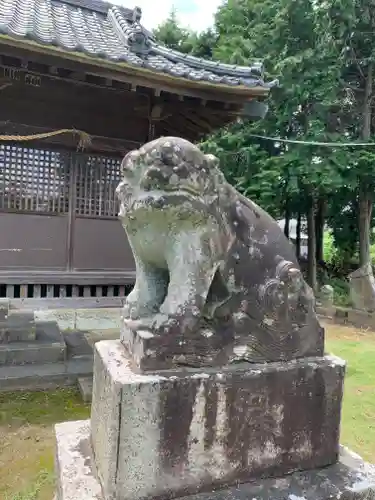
[55,419,375,500]
[91,340,345,500]
[121,324,232,371]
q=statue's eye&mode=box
[121,161,134,177]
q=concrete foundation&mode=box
[55,419,375,500]
[90,340,345,500]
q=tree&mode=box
[155,0,375,288]
[322,0,375,267]
[153,8,191,52]
[153,8,218,59]
[210,0,350,289]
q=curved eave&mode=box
[0,34,271,102]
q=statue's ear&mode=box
[204,153,226,185]
[205,153,219,169]
[121,150,140,175]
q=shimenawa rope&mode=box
[0,128,91,149]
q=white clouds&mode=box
[111,0,223,32]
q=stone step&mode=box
[7,309,35,325]
[0,309,36,343]
[0,341,66,366]
[63,331,93,358]
[0,327,36,343]
[0,298,10,321]
[0,357,93,392]
[0,321,67,366]
[78,376,93,403]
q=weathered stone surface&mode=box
[317,284,335,313]
[7,310,35,326]
[55,420,103,500]
[0,321,94,392]
[64,331,93,357]
[0,310,36,343]
[0,298,9,321]
[91,340,344,500]
[0,327,36,343]
[349,263,375,311]
[78,376,93,403]
[121,324,232,371]
[0,341,65,365]
[0,357,93,391]
[117,137,323,369]
[0,320,65,365]
[55,420,375,500]
[167,446,375,500]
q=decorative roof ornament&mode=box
[109,5,151,57]
[131,6,142,23]
[127,24,151,56]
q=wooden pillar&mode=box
[146,97,155,142]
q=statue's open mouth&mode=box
[120,188,207,216]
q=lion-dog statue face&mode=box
[116,137,323,368]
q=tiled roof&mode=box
[0,0,277,89]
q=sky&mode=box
[111,0,222,33]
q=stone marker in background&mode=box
[348,262,375,311]
[54,138,375,500]
[320,284,334,307]
[316,284,335,317]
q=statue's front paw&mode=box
[151,313,174,332]
[123,312,176,336]
[123,300,140,320]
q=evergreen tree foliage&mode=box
[153,0,375,288]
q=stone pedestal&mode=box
[55,420,375,500]
[89,340,345,500]
[54,340,375,500]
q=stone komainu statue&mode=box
[116,137,323,368]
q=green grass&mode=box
[326,326,375,462]
[6,471,54,500]
[0,388,90,426]
[0,388,90,500]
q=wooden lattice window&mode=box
[75,154,122,218]
[0,144,71,213]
